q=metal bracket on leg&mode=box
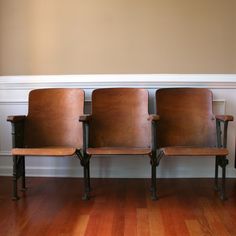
[76,150,91,200]
[150,150,163,201]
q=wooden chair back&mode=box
[25,88,84,148]
[156,88,216,148]
[89,88,151,148]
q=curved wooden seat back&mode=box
[156,88,216,148]
[90,88,151,148]
[25,88,84,148]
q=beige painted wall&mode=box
[0,0,235,75]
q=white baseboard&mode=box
[1,166,236,178]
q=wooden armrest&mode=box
[216,115,233,148]
[216,115,234,122]
[79,115,92,122]
[148,114,160,122]
[7,115,26,123]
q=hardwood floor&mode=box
[1,177,236,236]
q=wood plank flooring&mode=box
[1,177,236,236]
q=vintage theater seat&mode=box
[79,88,159,199]
[153,88,233,200]
[7,88,86,200]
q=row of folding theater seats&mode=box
[7,88,234,201]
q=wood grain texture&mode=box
[1,177,236,236]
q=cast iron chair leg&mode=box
[87,160,91,192]
[214,156,219,191]
[220,159,227,200]
[151,163,158,200]
[82,162,90,200]
[85,163,91,194]
[21,156,27,191]
[12,156,19,200]
[150,164,154,192]
[150,152,158,200]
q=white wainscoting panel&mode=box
[0,75,236,178]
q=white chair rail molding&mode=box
[0,74,236,178]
